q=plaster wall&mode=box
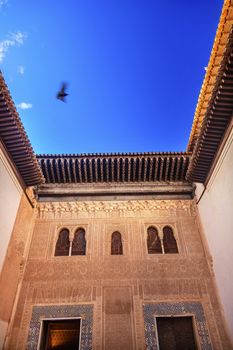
[196,126,233,343]
[0,146,22,272]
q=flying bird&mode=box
[56,82,68,102]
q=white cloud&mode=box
[0,31,27,63]
[17,65,25,75]
[17,102,32,110]
[0,0,8,11]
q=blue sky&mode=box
[0,0,223,154]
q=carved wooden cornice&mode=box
[37,153,191,184]
[187,31,233,182]
[188,0,233,151]
[0,72,44,186]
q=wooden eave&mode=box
[187,1,233,183]
[37,152,191,184]
[187,28,233,183]
[187,0,233,151]
[0,72,44,186]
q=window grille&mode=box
[163,226,178,254]
[72,228,86,255]
[111,231,123,255]
[147,226,162,254]
[54,229,70,256]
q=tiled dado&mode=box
[27,304,94,350]
[143,302,212,350]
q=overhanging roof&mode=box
[37,152,191,184]
[0,72,44,186]
[187,0,233,182]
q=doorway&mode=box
[156,316,197,350]
[39,318,81,350]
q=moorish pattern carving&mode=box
[37,200,196,219]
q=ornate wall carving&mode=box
[37,199,196,219]
[6,198,231,349]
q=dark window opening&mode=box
[55,229,70,256]
[111,231,123,255]
[40,319,81,350]
[147,226,162,254]
[163,226,178,254]
[72,228,86,255]
[156,316,197,350]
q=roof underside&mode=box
[0,72,44,186]
[37,153,191,184]
[188,0,233,151]
[187,1,233,183]
[187,26,233,182]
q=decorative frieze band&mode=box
[37,199,196,219]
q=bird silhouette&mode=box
[56,82,68,102]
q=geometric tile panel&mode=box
[143,302,212,350]
[26,304,94,350]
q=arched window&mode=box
[163,226,178,254]
[55,229,70,256]
[111,231,123,255]
[147,226,162,254]
[72,228,86,255]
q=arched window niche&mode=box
[54,228,70,256]
[163,226,178,254]
[111,231,123,255]
[72,228,86,255]
[147,226,162,254]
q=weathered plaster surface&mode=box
[196,126,233,344]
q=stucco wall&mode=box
[0,146,22,273]
[196,126,233,344]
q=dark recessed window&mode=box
[147,226,162,254]
[111,231,123,255]
[163,226,178,254]
[54,229,70,256]
[71,228,86,256]
[156,316,197,350]
[39,319,81,350]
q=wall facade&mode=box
[0,144,23,349]
[6,196,231,349]
[0,144,22,272]
[196,125,233,344]
[0,191,36,349]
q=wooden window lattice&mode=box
[111,231,123,255]
[147,226,162,254]
[163,226,178,254]
[71,228,86,255]
[54,229,70,256]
